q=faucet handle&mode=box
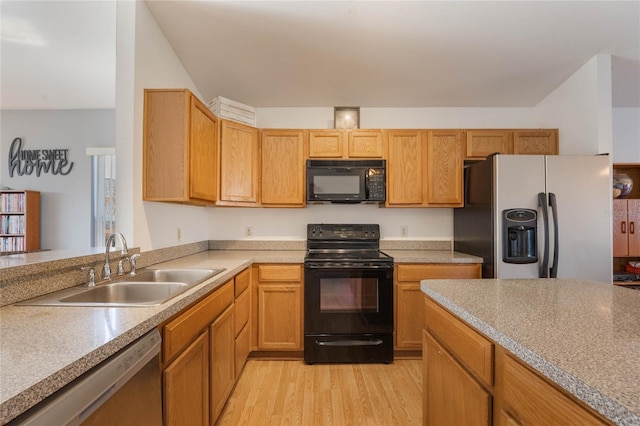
[81,266,96,287]
[117,258,129,276]
[129,254,141,275]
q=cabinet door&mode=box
[219,119,260,204]
[190,97,218,202]
[495,349,607,426]
[387,130,424,205]
[396,283,423,348]
[348,130,384,158]
[427,130,463,206]
[210,305,235,424]
[513,129,558,155]
[164,331,209,426]
[465,130,512,159]
[629,199,640,256]
[235,324,250,379]
[613,200,629,257]
[258,284,302,350]
[261,130,306,206]
[423,330,491,426]
[143,90,190,202]
[308,130,344,158]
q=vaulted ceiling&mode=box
[1,1,639,110]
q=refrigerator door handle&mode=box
[538,192,550,278]
[549,192,559,278]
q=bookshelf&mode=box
[0,190,40,253]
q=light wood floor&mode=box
[216,359,422,426]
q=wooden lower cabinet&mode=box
[423,295,612,426]
[161,269,251,426]
[396,263,481,350]
[210,305,235,423]
[494,348,608,426]
[253,264,303,351]
[423,330,491,426]
[163,331,209,426]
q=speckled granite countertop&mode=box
[0,250,302,424]
[385,249,482,263]
[421,278,640,425]
[0,245,481,424]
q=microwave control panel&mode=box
[367,168,386,200]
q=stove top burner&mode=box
[305,249,393,262]
[305,224,392,265]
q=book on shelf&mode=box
[0,192,26,213]
[1,215,25,234]
[0,236,25,252]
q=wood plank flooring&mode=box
[216,359,422,426]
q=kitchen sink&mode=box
[16,268,225,307]
[123,268,217,284]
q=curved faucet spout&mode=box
[103,231,129,280]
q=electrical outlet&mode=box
[401,226,408,237]
[177,227,181,242]
[245,226,253,237]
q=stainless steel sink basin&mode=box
[123,268,217,284]
[59,282,190,305]
[16,268,226,307]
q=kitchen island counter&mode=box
[421,278,640,425]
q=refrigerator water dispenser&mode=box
[503,209,538,264]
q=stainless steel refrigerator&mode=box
[453,154,612,283]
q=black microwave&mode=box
[306,159,386,203]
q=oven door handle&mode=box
[305,263,393,269]
[315,339,384,347]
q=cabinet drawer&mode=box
[424,297,493,387]
[234,288,250,336]
[496,349,608,425]
[258,264,302,282]
[398,263,481,281]
[234,267,250,297]
[163,280,234,363]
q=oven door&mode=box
[304,262,393,335]
[304,262,394,363]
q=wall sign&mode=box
[8,137,74,177]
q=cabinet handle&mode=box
[621,222,626,234]
[631,221,635,235]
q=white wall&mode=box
[116,1,210,251]
[612,107,640,162]
[0,109,115,249]
[533,55,613,155]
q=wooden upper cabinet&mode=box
[308,129,383,158]
[190,98,219,202]
[427,130,463,206]
[466,129,559,159]
[465,130,512,159]
[513,129,559,155]
[219,119,260,205]
[308,130,344,158]
[348,130,384,158]
[386,130,425,206]
[261,129,307,207]
[143,89,218,205]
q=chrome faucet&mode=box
[103,231,128,280]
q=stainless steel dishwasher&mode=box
[10,329,162,426]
